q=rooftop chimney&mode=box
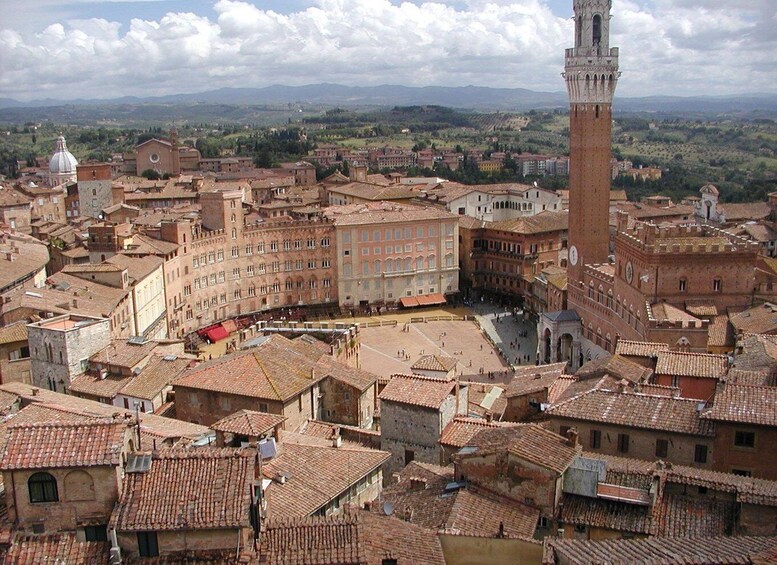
[565,427,579,448]
[409,478,427,491]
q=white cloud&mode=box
[0,0,774,101]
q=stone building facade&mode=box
[378,374,467,478]
[27,314,112,392]
[76,163,113,219]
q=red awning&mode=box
[416,293,447,306]
[206,326,230,342]
[399,296,420,308]
[221,319,237,334]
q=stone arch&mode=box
[64,469,95,501]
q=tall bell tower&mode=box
[564,0,619,284]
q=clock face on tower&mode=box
[569,245,578,266]
[625,260,634,284]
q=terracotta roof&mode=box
[316,357,377,392]
[684,301,718,317]
[654,350,728,379]
[0,187,31,207]
[263,442,390,519]
[3,533,110,565]
[439,416,519,449]
[545,535,777,565]
[323,201,456,226]
[504,362,569,398]
[0,237,49,293]
[655,493,735,537]
[614,340,670,358]
[465,383,507,419]
[0,322,27,345]
[461,424,580,475]
[547,389,715,436]
[378,374,457,409]
[119,354,194,401]
[211,409,287,437]
[547,375,576,403]
[111,448,254,531]
[0,420,126,470]
[327,181,417,201]
[560,494,651,534]
[707,314,735,349]
[0,389,18,415]
[105,253,163,283]
[174,336,326,402]
[488,210,568,235]
[730,302,777,335]
[261,510,446,565]
[0,383,208,445]
[411,354,458,373]
[91,332,158,372]
[67,371,128,400]
[378,461,539,539]
[702,384,777,427]
[649,302,703,324]
[575,355,652,384]
[259,515,365,565]
[725,368,773,387]
[442,488,539,540]
[719,201,771,222]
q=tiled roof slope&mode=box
[111,448,254,531]
[702,384,777,426]
[463,424,580,474]
[211,410,287,437]
[0,420,126,470]
[0,383,209,445]
[654,350,728,379]
[173,342,324,402]
[559,494,651,535]
[119,354,194,400]
[439,417,519,449]
[260,511,446,565]
[614,340,669,358]
[442,488,539,540]
[411,355,458,372]
[544,535,777,565]
[260,515,365,565]
[262,443,390,519]
[378,374,457,409]
[2,533,110,565]
[575,355,652,383]
[546,389,715,436]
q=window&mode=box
[321,237,330,247]
[655,439,668,458]
[29,472,58,503]
[617,433,629,453]
[679,278,687,292]
[84,525,108,542]
[137,532,159,558]
[270,241,278,252]
[694,444,708,464]
[713,278,722,292]
[404,449,415,465]
[734,430,755,448]
[589,429,601,449]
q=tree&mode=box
[141,169,161,180]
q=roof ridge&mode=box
[253,352,282,400]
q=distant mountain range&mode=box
[2,83,776,115]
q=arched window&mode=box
[29,472,58,503]
[592,14,602,45]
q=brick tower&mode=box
[564,0,619,284]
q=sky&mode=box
[0,0,775,102]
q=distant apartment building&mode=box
[324,202,460,308]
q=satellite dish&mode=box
[383,501,395,516]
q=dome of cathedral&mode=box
[49,136,78,174]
